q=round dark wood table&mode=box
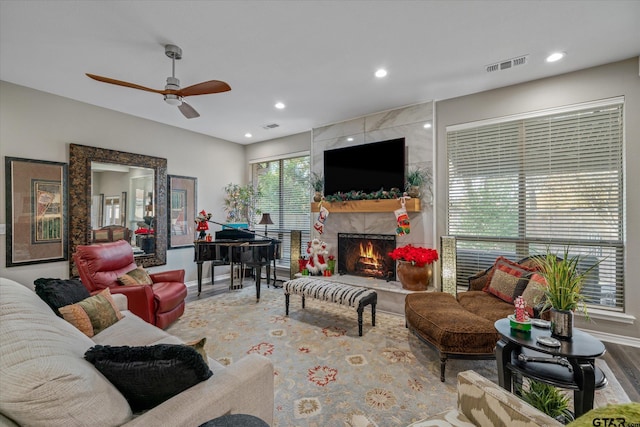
[494,317,607,418]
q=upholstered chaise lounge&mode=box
[405,256,547,381]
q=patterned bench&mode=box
[284,278,377,336]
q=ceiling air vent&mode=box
[262,123,280,130]
[486,54,529,73]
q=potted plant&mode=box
[311,172,324,202]
[388,245,439,291]
[518,379,574,424]
[223,183,262,228]
[534,247,599,340]
[405,166,432,199]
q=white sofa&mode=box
[0,277,274,427]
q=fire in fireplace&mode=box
[337,233,396,280]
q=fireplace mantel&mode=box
[311,198,420,213]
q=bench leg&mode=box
[302,295,305,309]
[357,307,363,337]
[371,302,376,327]
[285,293,289,315]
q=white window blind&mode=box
[252,155,311,264]
[447,100,624,311]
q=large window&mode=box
[447,98,624,311]
[252,155,311,265]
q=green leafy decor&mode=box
[519,379,574,424]
[534,247,600,316]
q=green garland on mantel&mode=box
[323,188,405,203]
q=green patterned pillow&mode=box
[118,267,153,286]
[58,288,123,337]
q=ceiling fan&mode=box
[86,44,231,119]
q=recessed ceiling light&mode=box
[347,137,354,142]
[245,133,252,138]
[375,68,388,78]
[423,123,432,129]
[546,52,566,63]
[275,102,285,109]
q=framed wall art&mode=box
[5,157,68,266]
[167,175,197,249]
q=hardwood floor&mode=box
[601,342,640,402]
[186,282,640,402]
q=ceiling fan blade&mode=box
[178,101,200,119]
[86,73,164,94]
[177,80,231,97]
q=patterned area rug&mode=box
[167,285,630,427]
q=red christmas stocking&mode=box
[314,206,329,234]
[395,206,410,236]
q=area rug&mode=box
[167,285,630,427]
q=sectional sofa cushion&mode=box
[85,344,213,411]
[0,278,131,427]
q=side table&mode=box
[494,317,607,418]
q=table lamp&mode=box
[259,213,274,236]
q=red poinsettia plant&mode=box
[388,244,439,267]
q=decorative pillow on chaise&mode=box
[520,273,548,317]
[118,266,153,286]
[84,344,213,411]
[34,277,91,317]
[58,288,123,337]
[483,256,536,303]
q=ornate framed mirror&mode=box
[69,144,167,276]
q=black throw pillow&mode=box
[84,344,213,411]
[34,278,91,317]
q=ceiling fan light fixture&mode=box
[164,94,182,106]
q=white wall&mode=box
[435,57,640,343]
[0,81,245,287]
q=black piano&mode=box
[194,228,281,300]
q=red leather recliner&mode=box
[73,240,188,329]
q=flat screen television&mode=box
[323,138,406,196]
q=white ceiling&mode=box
[1,1,639,145]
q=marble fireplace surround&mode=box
[309,101,437,314]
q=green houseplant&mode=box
[534,247,599,339]
[518,379,574,424]
[405,166,432,199]
[223,183,262,228]
[310,172,324,202]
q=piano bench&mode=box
[284,278,377,336]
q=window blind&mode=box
[447,100,624,311]
[252,155,311,264]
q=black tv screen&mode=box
[323,138,406,196]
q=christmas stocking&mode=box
[314,206,329,234]
[395,206,410,236]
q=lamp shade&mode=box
[259,213,274,225]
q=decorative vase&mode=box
[396,261,433,291]
[313,191,323,202]
[407,185,421,198]
[550,308,573,340]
